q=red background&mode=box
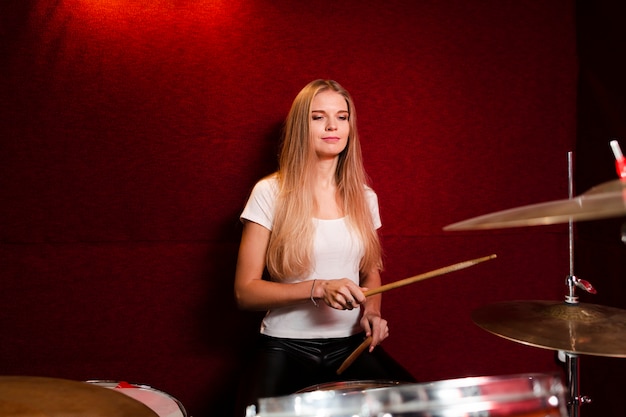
[1,1,623,416]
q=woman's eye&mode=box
[312,115,323,120]
[338,116,348,121]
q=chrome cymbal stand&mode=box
[563,151,594,417]
[564,141,625,416]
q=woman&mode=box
[234,79,413,414]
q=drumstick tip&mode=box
[474,254,497,263]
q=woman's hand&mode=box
[357,266,387,351]
[314,278,367,310]
[360,312,389,352]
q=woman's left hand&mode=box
[360,313,389,352]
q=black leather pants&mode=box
[235,333,415,416]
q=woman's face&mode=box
[309,90,350,160]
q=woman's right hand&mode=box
[314,278,367,310]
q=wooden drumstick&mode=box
[336,254,497,374]
[363,254,497,297]
[337,336,372,375]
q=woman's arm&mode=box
[234,220,367,311]
[234,221,314,310]
[359,267,389,351]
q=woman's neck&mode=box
[313,156,339,187]
[313,158,343,219]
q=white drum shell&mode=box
[86,380,186,417]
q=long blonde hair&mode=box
[266,79,382,281]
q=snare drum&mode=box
[86,380,187,417]
[296,380,403,393]
[247,373,567,417]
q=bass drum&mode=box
[247,373,567,417]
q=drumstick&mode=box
[363,254,497,297]
[336,254,497,375]
[337,336,372,375]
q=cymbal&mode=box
[444,179,626,230]
[0,376,158,417]
[472,300,626,357]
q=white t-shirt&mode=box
[240,175,382,339]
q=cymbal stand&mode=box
[563,152,594,417]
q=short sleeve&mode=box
[240,177,278,231]
[365,186,382,229]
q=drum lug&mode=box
[245,404,257,417]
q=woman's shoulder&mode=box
[363,184,381,227]
[241,174,279,228]
[252,173,279,195]
[363,184,378,201]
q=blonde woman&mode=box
[235,80,413,412]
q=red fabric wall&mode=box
[1,1,578,415]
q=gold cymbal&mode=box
[444,179,626,230]
[0,376,158,417]
[472,300,626,357]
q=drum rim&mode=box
[85,380,188,417]
[255,372,566,416]
[296,379,404,393]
